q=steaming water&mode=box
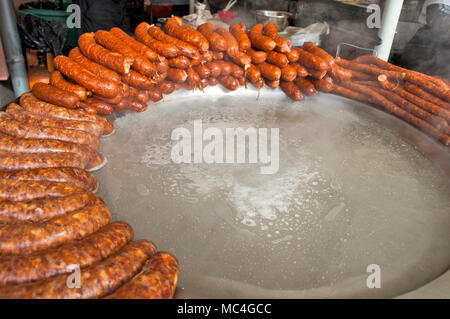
[95,87,450,298]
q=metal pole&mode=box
[374,0,404,61]
[190,0,195,14]
[0,0,29,97]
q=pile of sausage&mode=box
[323,55,450,146]
[40,16,338,112]
[0,100,178,297]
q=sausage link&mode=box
[235,77,245,87]
[378,75,450,123]
[148,24,198,58]
[311,77,334,93]
[89,91,123,105]
[229,23,251,51]
[332,84,369,102]
[68,48,121,84]
[286,48,300,63]
[405,82,450,111]
[250,77,265,89]
[208,77,218,86]
[0,179,86,202]
[168,56,191,70]
[110,27,159,61]
[280,65,297,82]
[280,80,304,101]
[248,24,276,52]
[0,222,132,287]
[306,68,327,80]
[216,27,239,58]
[50,71,88,101]
[105,252,179,299]
[371,86,448,131]
[165,16,209,53]
[336,57,401,80]
[158,81,176,95]
[230,63,244,78]
[198,77,209,90]
[129,87,150,103]
[155,56,169,73]
[292,63,309,77]
[294,77,318,96]
[302,42,335,66]
[200,50,213,64]
[298,48,330,71]
[54,55,120,99]
[0,191,98,224]
[340,81,450,146]
[205,61,221,78]
[246,48,267,65]
[85,98,115,115]
[258,62,281,81]
[266,51,289,68]
[79,33,133,74]
[212,51,224,61]
[0,203,111,256]
[167,68,188,83]
[198,23,227,52]
[187,67,201,87]
[0,168,97,194]
[0,152,86,171]
[32,82,80,110]
[0,112,100,150]
[148,87,163,102]
[220,76,240,91]
[20,93,114,135]
[216,61,233,76]
[194,64,211,79]
[265,78,280,89]
[263,22,291,53]
[94,30,157,78]
[351,70,375,81]
[0,132,103,170]
[330,64,352,82]
[126,97,149,112]
[135,22,179,58]
[7,103,104,137]
[354,54,449,93]
[0,240,155,299]
[245,64,262,83]
[152,71,167,85]
[121,70,154,89]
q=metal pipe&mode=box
[189,0,195,14]
[0,0,29,97]
[374,0,404,61]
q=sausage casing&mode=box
[165,16,209,53]
[280,80,304,101]
[197,23,227,52]
[0,240,155,299]
[69,48,121,84]
[78,33,134,75]
[0,222,132,286]
[0,112,100,150]
[50,71,88,101]
[0,191,98,224]
[0,204,111,256]
[105,252,179,299]
[0,168,97,194]
[54,55,120,98]
[7,103,104,137]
